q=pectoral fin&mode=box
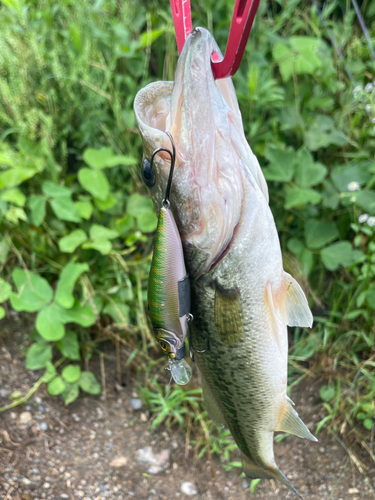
[214,286,243,346]
[266,272,313,331]
[241,455,302,499]
[201,375,227,429]
[276,400,317,442]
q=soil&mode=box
[0,320,374,500]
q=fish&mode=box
[134,27,317,497]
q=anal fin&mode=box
[276,400,317,442]
[201,375,227,429]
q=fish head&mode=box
[134,27,267,278]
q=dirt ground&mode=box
[1,321,374,500]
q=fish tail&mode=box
[242,455,302,499]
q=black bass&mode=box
[134,27,317,497]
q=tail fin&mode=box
[242,455,302,499]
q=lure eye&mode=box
[142,158,156,188]
[159,340,168,351]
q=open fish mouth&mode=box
[134,27,255,277]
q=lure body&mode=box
[148,205,189,358]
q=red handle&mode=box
[169,0,260,79]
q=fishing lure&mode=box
[147,133,192,385]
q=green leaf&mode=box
[0,306,4,319]
[5,206,27,224]
[55,263,89,309]
[94,193,117,211]
[287,238,304,258]
[78,168,109,201]
[61,301,96,327]
[25,343,52,370]
[10,269,53,312]
[50,196,82,223]
[69,23,82,53]
[0,238,10,264]
[365,287,375,309]
[294,148,327,188]
[48,376,66,396]
[89,224,119,240]
[29,195,46,226]
[304,220,339,249]
[83,147,115,169]
[36,304,65,341]
[62,382,79,405]
[304,116,347,151]
[320,242,357,271]
[263,145,296,182]
[0,167,36,188]
[319,385,336,402]
[59,229,87,253]
[79,371,101,395]
[290,37,321,75]
[285,187,321,209]
[1,188,26,206]
[103,302,130,325]
[363,419,373,431]
[138,28,165,48]
[127,193,154,217]
[57,330,80,360]
[75,201,93,220]
[83,147,136,170]
[116,214,135,236]
[136,212,158,233]
[82,239,112,255]
[355,190,375,212]
[42,361,56,383]
[42,181,72,198]
[62,365,81,383]
[331,164,371,193]
[0,277,12,303]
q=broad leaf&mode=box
[285,187,321,209]
[50,196,82,223]
[0,167,36,188]
[304,220,339,249]
[55,262,89,309]
[331,163,371,192]
[263,145,296,182]
[36,304,65,341]
[42,181,71,198]
[79,371,101,395]
[137,212,158,233]
[0,277,12,303]
[103,302,130,325]
[57,330,80,360]
[59,229,87,253]
[75,201,93,219]
[82,239,112,255]
[10,269,53,312]
[25,343,52,370]
[29,195,46,226]
[62,365,81,383]
[89,224,119,240]
[94,193,117,211]
[62,301,96,327]
[294,148,327,188]
[62,382,80,405]
[78,168,109,201]
[1,188,26,207]
[320,242,360,271]
[48,376,66,396]
[127,193,154,216]
[304,116,347,151]
[0,306,4,319]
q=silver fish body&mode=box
[134,27,317,496]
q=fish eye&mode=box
[159,340,168,351]
[142,158,156,188]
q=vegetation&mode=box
[0,0,374,474]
